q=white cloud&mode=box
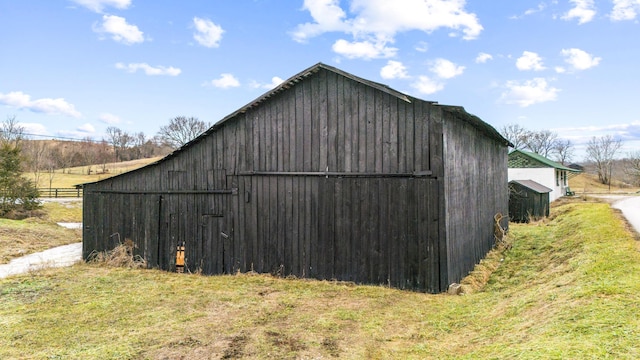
[562,0,596,24]
[331,39,397,60]
[525,3,547,16]
[610,0,640,21]
[292,0,482,57]
[411,75,444,95]
[501,78,559,107]
[475,52,493,63]
[516,51,546,71]
[208,73,240,89]
[77,123,96,134]
[0,91,81,118]
[193,17,224,48]
[510,3,547,19]
[99,113,121,125]
[380,60,409,79]
[115,62,181,76]
[430,58,464,79]
[561,48,601,71]
[291,0,350,42]
[70,0,131,13]
[555,66,567,73]
[94,15,144,45]
[250,76,285,90]
[414,41,429,53]
[18,123,48,136]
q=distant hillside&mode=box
[26,157,162,189]
[569,172,639,194]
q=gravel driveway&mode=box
[0,242,82,279]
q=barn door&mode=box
[201,214,225,274]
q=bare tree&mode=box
[624,151,640,186]
[22,140,48,187]
[79,137,98,175]
[586,135,622,185]
[523,129,558,157]
[500,123,528,150]
[94,139,111,173]
[106,126,134,162]
[45,156,57,193]
[157,116,209,149]
[0,115,24,147]
[553,139,574,165]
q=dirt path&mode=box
[0,242,82,279]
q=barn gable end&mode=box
[83,63,510,292]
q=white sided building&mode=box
[508,149,581,202]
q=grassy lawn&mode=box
[1,200,639,359]
[0,201,82,264]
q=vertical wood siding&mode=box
[83,66,507,292]
[442,111,509,286]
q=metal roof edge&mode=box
[509,179,553,193]
[437,105,514,147]
[509,149,581,172]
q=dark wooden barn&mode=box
[82,63,511,292]
[509,180,552,223]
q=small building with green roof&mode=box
[508,149,581,202]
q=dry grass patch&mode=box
[0,200,82,264]
[0,219,81,264]
[39,200,83,223]
[87,239,146,269]
[569,172,640,194]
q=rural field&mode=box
[1,179,640,358]
[27,157,161,189]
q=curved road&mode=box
[611,196,640,233]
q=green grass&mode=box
[1,200,639,359]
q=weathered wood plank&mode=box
[358,83,367,172]
[311,73,321,171]
[375,92,383,173]
[335,73,345,172]
[303,79,313,172]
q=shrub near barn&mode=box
[0,118,40,219]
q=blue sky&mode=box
[1,0,640,161]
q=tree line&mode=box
[0,115,209,218]
[500,123,630,186]
[13,116,210,178]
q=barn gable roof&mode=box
[172,62,510,158]
[83,63,510,186]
